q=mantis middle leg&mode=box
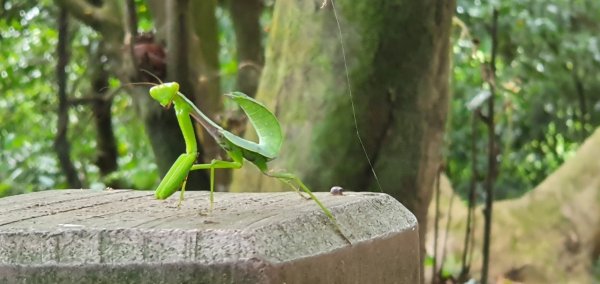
[189,159,243,208]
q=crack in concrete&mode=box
[0,192,152,227]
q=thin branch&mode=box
[166,0,191,90]
[126,0,138,37]
[431,164,442,284]
[54,0,119,32]
[459,111,479,282]
[68,87,121,106]
[481,7,499,284]
[571,67,588,140]
[124,0,140,80]
[439,182,455,281]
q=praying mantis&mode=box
[148,82,349,242]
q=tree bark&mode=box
[153,0,207,187]
[572,67,588,141]
[230,0,455,274]
[427,127,600,283]
[229,0,263,98]
[481,9,499,284]
[54,7,83,189]
[188,0,222,165]
[89,44,118,180]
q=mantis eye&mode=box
[149,82,179,107]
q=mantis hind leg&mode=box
[265,171,310,200]
[264,171,332,217]
[264,170,351,244]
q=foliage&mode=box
[1,1,63,196]
[216,6,237,93]
[447,0,600,200]
[0,1,261,197]
[1,0,599,200]
[0,1,157,197]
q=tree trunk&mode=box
[154,0,208,187]
[230,0,455,273]
[229,0,264,98]
[89,44,118,181]
[427,129,600,283]
[54,7,83,189]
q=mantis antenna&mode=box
[115,70,163,90]
[139,68,165,85]
[327,0,384,193]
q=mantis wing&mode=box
[223,92,283,160]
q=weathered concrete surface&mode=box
[0,190,419,283]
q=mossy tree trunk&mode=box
[427,129,600,283]
[230,0,455,265]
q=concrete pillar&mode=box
[0,190,419,283]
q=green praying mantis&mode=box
[148,82,349,242]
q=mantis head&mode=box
[149,82,179,107]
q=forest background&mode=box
[1,0,599,282]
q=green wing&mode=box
[222,92,283,160]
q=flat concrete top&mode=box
[0,190,417,266]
